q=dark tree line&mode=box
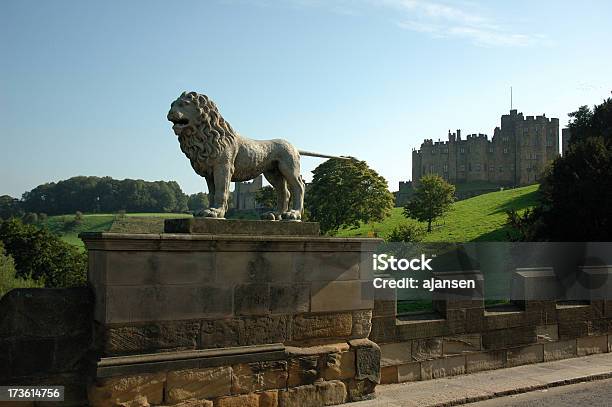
[0,176,214,218]
[508,95,612,241]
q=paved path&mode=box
[351,352,612,407]
[463,377,612,406]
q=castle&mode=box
[412,109,560,187]
[232,175,264,211]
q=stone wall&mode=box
[81,231,382,406]
[0,287,94,406]
[372,266,612,385]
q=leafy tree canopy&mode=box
[254,186,277,210]
[0,218,87,287]
[404,174,455,232]
[305,158,394,235]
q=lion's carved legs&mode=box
[263,169,290,220]
[200,168,232,219]
[278,162,305,221]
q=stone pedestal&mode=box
[81,220,382,406]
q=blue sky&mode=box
[1,0,611,198]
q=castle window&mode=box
[459,165,466,171]
[460,147,465,154]
[503,136,509,143]
[547,138,554,147]
[468,163,472,171]
[489,147,494,153]
[430,164,435,172]
[423,166,426,174]
[443,148,449,154]
[443,164,448,172]
[475,163,481,171]
[431,148,436,154]
[503,148,509,154]
[499,166,504,173]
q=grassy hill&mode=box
[45,213,192,249]
[336,184,540,242]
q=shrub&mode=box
[0,243,43,298]
[386,223,425,242]
[0,218,87,288]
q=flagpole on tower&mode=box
[511,86,513,110]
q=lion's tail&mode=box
[298,150,352,160]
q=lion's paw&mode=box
[281,210,302,221]
[261,212,279,221]
[199,208,225,219]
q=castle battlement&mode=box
[411,109,560,186]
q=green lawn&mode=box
[44,213,192,249]
[336,184,540,242]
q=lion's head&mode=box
[167,91,237,166]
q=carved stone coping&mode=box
[95,343,286,378]
[165,218,320,236]
[80,232,383,252]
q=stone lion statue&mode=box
[167,91,343,220]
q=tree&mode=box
[255,186,277,209]
[404,174,455,232]
[507,96,612,241]
[305,158,394,235]
[187,192,209,213]
[0,218,87,287]
[0,242,43,298]
[0,195,22,219]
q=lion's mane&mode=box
[176,92,237,166]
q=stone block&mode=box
[466,350,506,373]
[104,285,233,324]
[231,361,288,394]
[373,299,396,318]
[482,326,537,350]
[10,337,55,377]
[380,342,412,366]
[380,366,398,384]
[102,251,215,286]
[369,317,397,344]
[577,335,608,356]
[411,338,443,361]
[350,310,372,339]
[443,334,482,355]
[0,287,93,338]
[234,284,270,316]
[53,332,92,370]
[164,218,320,236]
[344,379,376,402]
[396,319,448,341]
[397,362,421,382]
[200,316,290,348]
[215,394,259,407]
[165,367,231,403]
[170,400,214,407]
[105,320,200,355]
[536,324,559,342]
[259,391,279,407]
[293,252,360,282]
[512,268,561,301]
[350,339,381,384]
[318,381,348,406]
[544,340,577,361]
[558,321,590,339]
[421,355,466,380]
[590,318,612,336]
[270,284,310,314]
[465,308,484,333]
[278,381,347,407]
[322,350,355,381]
[292,313,352,342]
[287,356,319,387]
[507,344,544,367]
[484,312,528,331]
[216,252,294,283]
[88,372,166,406]
[310,281,373,313]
